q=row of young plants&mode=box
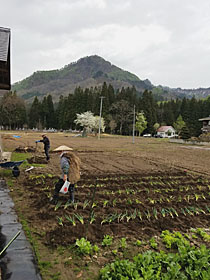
[27,172,210,191]
[28,173,210,202]
[82,174,210,186]
[78,179,210,195]
[84,174,189,182]
[54,204,210,227]
[83,192,210,207]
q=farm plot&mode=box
[17,170,210,248]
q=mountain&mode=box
[152,85,210,100]
[12,55,153,103]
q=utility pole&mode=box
[98,96,105,140]
[132,105,136,144]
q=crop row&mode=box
[54,204,210,227]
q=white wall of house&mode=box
[157,128,176,138]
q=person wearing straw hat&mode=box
[50,145,81,205]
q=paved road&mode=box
[0,179,42,280]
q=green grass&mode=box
[11,152,47,168]
[0,152,47,178]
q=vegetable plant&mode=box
[102,235,113,247]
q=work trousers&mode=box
[54,178,75,202]
[44,145,50,161]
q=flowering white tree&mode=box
[93,116,105,136]
[74,111,105,137]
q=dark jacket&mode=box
[40,136,50,148]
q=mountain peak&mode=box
[13,55,153,102]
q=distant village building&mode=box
[157,126,176,138]
[198,116,210,133]
[0,27,11,92]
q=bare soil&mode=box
[1,132,210,279]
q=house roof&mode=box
[0,27,10,62]
[198,117,210,121]
[157,126,175,132]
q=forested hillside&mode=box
[12,55,153,103]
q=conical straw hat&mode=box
[53,145,73,152]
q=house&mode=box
[157,126,176,138]
[198,116,210,133]
[0,27,11,91]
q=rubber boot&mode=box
[50,193,59,205]
[68,184,75,204]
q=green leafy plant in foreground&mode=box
[161,230,189,249]
[191,228,210,242]
[119,237,127,249]
[135,240,142,247]
[102,235,113,247]
[149,237,158,249]
[99,242,210,280]
[75,237,99,256]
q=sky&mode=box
[1,0,210,89]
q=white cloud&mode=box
[1,0,210,88]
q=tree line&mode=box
[0,82,209,137]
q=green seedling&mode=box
[64,200,72,210]
[90,210,96,224]
[54,201,62,211]
[112,198,117,207]
[57,216,63,226]
[126,214,131,223]
[117,213,122,223]
[92,202,97,208]
[130,209,137,220]
[195,194,200,201]
[119,210,128,222]
[185,207,194,216]
[65,215,76,226]
[103,200,109,208]
[137,210,142,221]
[145,210,151,221]
[153,208,158,219]
[171,208,178,217]
[74,213,84,224]
[161,208,166,217]
[83,200,90,209]
[181,208,186,216]
[205,205,210,213]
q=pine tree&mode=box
[140,90,157,134]
[180,125,191,139]
[28,96,41,128]
[46,95,56,128]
